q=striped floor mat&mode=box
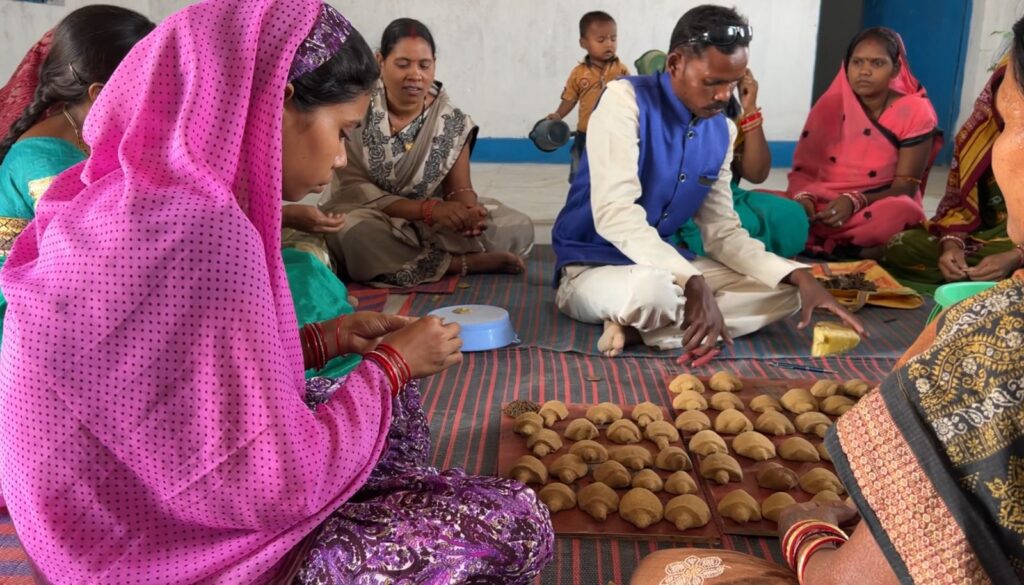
[407,246,931,360]
[0,513,30,584]
[0,349,890,583]
[419,346,892,583]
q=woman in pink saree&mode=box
[0,1,552,583]
[787,27,941,257]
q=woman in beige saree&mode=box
[320,18,534,287]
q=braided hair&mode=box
[0,5,154,163]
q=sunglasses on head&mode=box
[686,24,753,47]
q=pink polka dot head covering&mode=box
[0,0,392,582]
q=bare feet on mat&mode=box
[597,321,640,357]
[598,321,626,357]
[459,252,526,275]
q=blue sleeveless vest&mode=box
[551,73,730,285]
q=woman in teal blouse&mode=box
[0,6,154,343]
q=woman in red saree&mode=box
[787,27,941,258]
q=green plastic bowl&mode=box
[927,281,998,322]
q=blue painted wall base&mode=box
[472,137,798,168]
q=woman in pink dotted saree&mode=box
[785,27,941,257]
[0,1,552,583]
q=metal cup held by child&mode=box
[528,118,572,152]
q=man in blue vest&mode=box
[552,5,864,359]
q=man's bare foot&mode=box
[452,252,526,275]
[597,321,640,357]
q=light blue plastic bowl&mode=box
[428,305,520,352]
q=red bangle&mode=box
[421,199,441,226]
[364,350,402,397]
[303,323,325,371]
[334,315,347,358]
[796,535,845,583]
[376,343,411,382]
[782,520,848,570]
[739,110,763,133]
[784,521,823,566]
[739,109,762,126]
[301,324,314,368]
[314,322,329,370]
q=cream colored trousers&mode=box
[556,258,801,350]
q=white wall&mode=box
[0,0,820,142]
[956,0,1024,130]
[332,0,820,141]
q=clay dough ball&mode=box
[594,460,632,488]
[564,418,600,441]
[527,428,563,457]
[781,388,818,414]
[538,482,576,513]
[708,371,743,392]
[821,395,856,416]
[665,494,711,530]
[664,471,699,495]
[674,410,712,433]
[713,408,753,435]
[809,380,840,398]
[733,431,777,461]
[841,379,871,398]
[538,400,569,427]
[795,412,833,438]
[799,468,846,495]
[508,455,548,485]
[586,402,624,425]
[631,401,664,429]
[699,453,743,485]
[709,391,745,411]
[717,489,762,523]
[578,482,620,521]
[816,441,832,462]
[514,412,545,437]
[761,491,797,523]
[655,446,692,471]
[672,390,708,411]
[778,436,820,462]
[688,430,728,456]
[631,468,665,492]
[756,462,799,491]
[812,490,842,504]
[569,439,608,464]
[549,453,588,484]
[620,488,665,529]
[750,394,783,413]
[645,420,681,450]
[669,374,705,394]
[755,410,796,436]
[607,419,643,444]
[609,445,654,471]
